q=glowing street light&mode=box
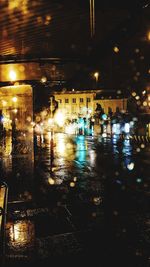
[94,72,99,82]
[113,46,119,53]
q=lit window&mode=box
[65,99,69,103]
[72,98,76,103]
[87,98,91,102]
[80,98,84,103]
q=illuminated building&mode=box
[53,89,127,120]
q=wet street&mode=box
[0,133,150,266]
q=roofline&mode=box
[53,89,117,95]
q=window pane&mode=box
[65,99,69,103]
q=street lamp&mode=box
[113,46,119,53]
[94,72,99,82]
[94,72,99,88]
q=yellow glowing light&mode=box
[26,116,32,122]
[147,31,150,41]
[12,96,18,103]
[54,111,65,127]
[31,122,35,127]
[13,109,18,114]
[70,182,75,187]
[45,15,52,24]
[142,90,146,95]
[46,15,52,21]
[93,197,102,205]
[9,0,20,10]
[132,92,136,97]
[148,96,150,101]
[94,72,99,82]
[135,96,140,100]
[9,0,28,14]
[41,76,47,83]
[48,178,55,185]
[113,46,119,53]
[9,221,34,247]
[9,70,17,81]
[143,101,147,106]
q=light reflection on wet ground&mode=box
[0,133,150,266]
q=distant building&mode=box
[53,89,127,120]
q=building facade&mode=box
[53,90,127,120]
